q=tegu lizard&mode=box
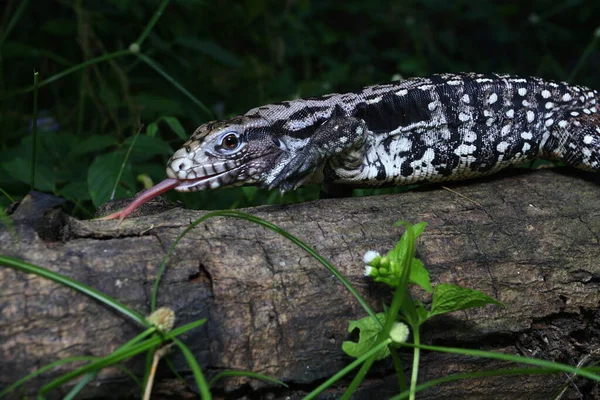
[102,72,600,222]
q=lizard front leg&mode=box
[268,116,369,192]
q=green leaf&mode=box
[58,181,90,202]
[413,300,429,326]
[1,157,56,192]
[394,220,427,238]
[409,258,432,293]
[161,116,188,140]
[342,313,389,360]
[388,221,426,264]
[133,163,169,182]
[71,136,119,156]
[429,284,503,319]
[146,122,159,137]
[123,135,173,161]
[87,152,135,206]
[132,94,186,116]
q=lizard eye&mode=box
[220,133,240,150]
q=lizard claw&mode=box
[268,149,321,192]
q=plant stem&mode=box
[390,348,408,392]
[8,50,132,96]
[409,326,420,400]
[0,0,30,49]
[303,339,392,400]
[568,32,599,81]
[341,223,417,399]
[31,71,39,190]
[137,54,213,118]
[136,0,170,46]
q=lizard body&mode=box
[103,72,600,221]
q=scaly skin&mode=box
[102,72,600,222]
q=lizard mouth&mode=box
[174,163,246,191]
[174,170,231,191]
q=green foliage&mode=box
[0,0,598,217]
[429,283,503,319]
[351,220,504,344]
[346,221,504,399]
[342,313,390,360]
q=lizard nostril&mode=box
[178,162,186,171]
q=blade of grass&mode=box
[169,318,207,337]
[398,342,600,382]
[0,207,17,241]
[30,71,39,190]
[303,339,392,400]
[7,50,132,97]
[62,372,96,400]
[136,0,171,46]
[0,356,96,398]
[0,188,15,203]
[171,337,212,400]
[150,211,378,326]
[0,0,31,49]
[38,319,205,396]
[61,362,144,400]
[38,338,164,395]
[568,30,600,82]
[0,254,149,327]
[388,367,598,400]
[208,371,288,388]
[111,125,142,201]
[4,329,155,398]
[390,348,408,392]
[137,54,213,118]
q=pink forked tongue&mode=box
[100,178,180,223]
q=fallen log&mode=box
[1,169,599,399]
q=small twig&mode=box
[554,347,600,400]
[143,344,174,400]
[441,186,482,207]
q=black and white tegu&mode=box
[102,72,600,222]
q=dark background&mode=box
[1,0,599,218]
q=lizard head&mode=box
[166,116,284,191]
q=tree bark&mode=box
[1,169,599,399]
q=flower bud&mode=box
[363,250,381,266]
[389,322,410,343]
[147,307,175,332]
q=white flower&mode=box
[528,13,540,24]
[364,266,373,276]
[129,43,140,53]
[147,307,176,332]
[363,250,381,264]
[389,322,410,343]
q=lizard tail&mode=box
[542,110,600,172]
